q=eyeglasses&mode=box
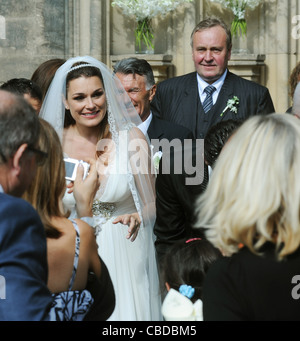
[27,146,48,166]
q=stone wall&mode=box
[0,0,66,82]
[0,0,107,83]
[1,0,300,112]
[109,0,300,113]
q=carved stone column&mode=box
[0,16,5,40]
[228,54,266,84]
[65,0,108,63]
[79,0,91,55]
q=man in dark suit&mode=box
[113,57,194,143]
[151,18,275,139]
[0,90,53,320]
[114,58,207,266]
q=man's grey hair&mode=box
[113,57,155,90]
[190,17,232,51]
[0,90,40,163]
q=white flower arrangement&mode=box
[111,0,194,52]
[210,0,262,37]
[112,0,194,21]
[220,96,239,117]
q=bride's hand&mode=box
[113,212,141,242]
[73,158,100,217]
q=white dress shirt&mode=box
[138,112,153,136]
[197,70,228,179]
[197,69,228,105]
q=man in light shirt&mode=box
[114,57,193,144]
[114,58,207,266]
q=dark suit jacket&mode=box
[151,71,275,139]
[147,115,194,142]
[154,140,208,266]
[146,117,207,266]
[0,193,52,321]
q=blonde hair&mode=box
[195,113,300,260]
[23,118,67,238]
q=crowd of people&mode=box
[0,17,299,321]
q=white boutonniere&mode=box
[151,145,163,175]
[220,96,239,117]
[153,151,163,170]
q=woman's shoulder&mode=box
[127,126,150,149]
[47,217,75,246]
[127,125,147,139]
[74,218,95,236]
[48,217,95,248]
[73,219,97,247]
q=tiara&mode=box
[67,63,101,74]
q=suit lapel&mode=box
[196,72,235,138]
[147,116,164,140]
[181,72,199,131]
[210,71,235,123]
[196,71,237,137]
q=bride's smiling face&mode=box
[65,75,107,127]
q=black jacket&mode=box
[151,71,275,139]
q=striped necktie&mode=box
[203,85,216,113]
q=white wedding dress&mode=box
[63,147,162,321]
[39,55,162,321]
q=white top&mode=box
[162,288,203,321]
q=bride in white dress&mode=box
[40,56,162,321]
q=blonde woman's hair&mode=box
[23,118,67,238]
[195,113,300,260]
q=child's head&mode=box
[204,119,242,168]
[162,237,222,302]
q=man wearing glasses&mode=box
[0,90,52,320]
